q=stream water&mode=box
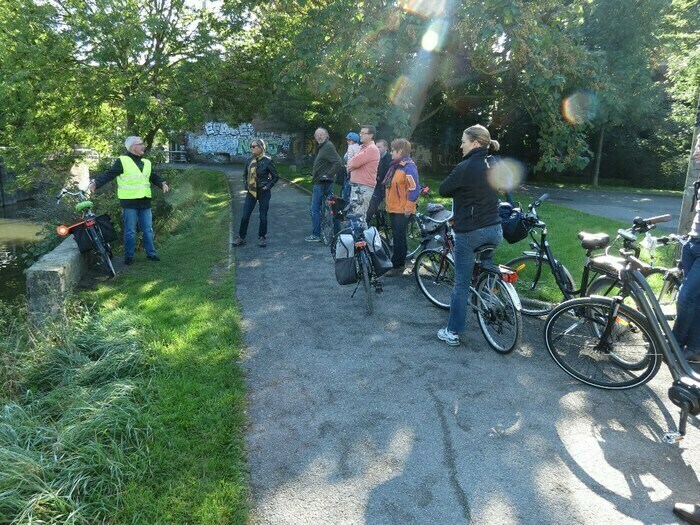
[0,202,42,303]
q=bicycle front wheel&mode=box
[360,251,373,315]
[475,274,522,354]
[544,297,662,390]
[320,203,334,245]
[507,254,573,316]
[414,249,455,310]
[405,215,422,260]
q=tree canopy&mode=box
[1,0,698,187]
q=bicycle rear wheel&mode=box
[544,297,661,390]
[360,251,373,315]
[506,254,573,316]
[414,249,454,310]
[88,227,116,278]
[475,273,521,354]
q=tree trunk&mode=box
[592,124,605,188]
[677,91,700,235]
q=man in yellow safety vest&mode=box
[89,136,170,265]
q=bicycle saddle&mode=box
[578,232,610,250]
[75,201,93,212]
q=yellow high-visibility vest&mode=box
[117,156,152,199]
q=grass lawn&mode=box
[82,168,248,523]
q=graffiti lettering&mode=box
[187,122,292,159]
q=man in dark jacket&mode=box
[366,139,392,224]
[306,127,341,242]
[88,136,169,265]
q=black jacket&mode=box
[93,152,166,209]
[439,147,500,233]
[243,154,279,192]
[371,152,392,201]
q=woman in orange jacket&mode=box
[383,138,420,275]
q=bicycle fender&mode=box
[501,281,522,311]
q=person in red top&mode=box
[347,125,379,218]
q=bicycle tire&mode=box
[405,215,422,260]
[88,226,116,278]
[544,297,662,390]
[360,251,373,315]
[506,254,574,316]
[414,249,455,310]
[588,270,678,321]
[320,201,334,245]
[475,273,521,354]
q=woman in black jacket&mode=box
[232,139,279,247]
[436,125,503,347]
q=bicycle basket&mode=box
[95,214,118,243]
[499,202,529,244]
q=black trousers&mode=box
[389,213,410,268]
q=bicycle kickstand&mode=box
[663,402,690,444]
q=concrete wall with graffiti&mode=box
[185,122,295,162]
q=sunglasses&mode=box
[250,145,259,149]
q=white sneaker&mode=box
[437,327,460,346]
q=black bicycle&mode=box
[56,188,117,278]
[543,248,700,442]
[506,193,675,316]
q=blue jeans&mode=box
[447,224,503,334]
[239,189,271,239]
[311,182,332,237]
[673,238,700,351]
[123,207,156,258]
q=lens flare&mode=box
[487,158,525,192]
[562,90,599,125]
[422,29,439,52]
[388,75,412,109]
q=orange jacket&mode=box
[385,159,419,214]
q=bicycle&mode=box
[56,188,117,278]
[413,218,523,354]
[505,193,674,316]
[585,229,684,320]
[543,248,700,442]
[333,192,385,314]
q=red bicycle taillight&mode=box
[85,220,95,227]
[500,266,518,283]
[355,241,367,248]
[57,225,70,236]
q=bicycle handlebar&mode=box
[56,187,88,203]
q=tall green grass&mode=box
[0,305,151,524]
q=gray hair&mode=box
[314,128,329,140]
[124,136,142,151]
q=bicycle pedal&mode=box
[662,431,684,444]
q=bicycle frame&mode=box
[602,262,700,440]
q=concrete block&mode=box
[26,238,92,319]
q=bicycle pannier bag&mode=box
[334,233,358,285]
[499,202,529,244]
[363,227,392,276]
[95,214,118,243]
[70,224,95,253]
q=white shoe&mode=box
[437,327,460,346]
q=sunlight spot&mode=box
[477,491,518,523]
[562,90,599,125]
[486,157,525,192]
[639,473,672,502]
[422,28,439,52]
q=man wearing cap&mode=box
[347,125,380,218]
[306,127,341,242]
[88,136,169,265]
